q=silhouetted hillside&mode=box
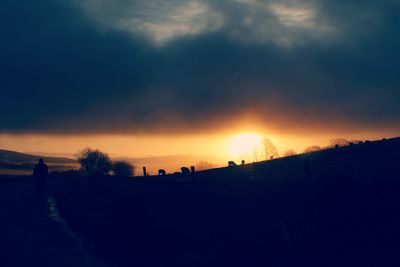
[194,137,400,181]
[54,137,400,267]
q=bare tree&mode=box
[253,148,259,162]
[77,148,112,177]
[113,161,134,177]
[249,144,264,163]
[262,138,278,160]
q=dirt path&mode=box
[0,179,112,267]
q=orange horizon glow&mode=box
[1,129,395,160]
[228,132,263,159]
[0,129,398,174]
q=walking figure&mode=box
[33,158,48,200]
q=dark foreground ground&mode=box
[2,137,400,266]
[0,177,111,267]
[53,138,400,267]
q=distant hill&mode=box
[113,155,227,174]
[0,149,78,175]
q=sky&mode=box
[1,0,399,161]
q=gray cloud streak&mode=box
[1,0,399,134]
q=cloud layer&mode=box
[1,0,399,134]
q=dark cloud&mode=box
[1,0,399,134]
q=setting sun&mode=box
[228,133,263,158]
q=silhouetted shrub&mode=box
[304,146,321,153]
[77,148,112,177]
[195,161,215,171]
[329,138,351,147]
[283,149,296,157]
[113,161,134,177]
[329,138,362,148]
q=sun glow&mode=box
[228,133,263,159]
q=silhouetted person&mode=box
[33,158,48,200]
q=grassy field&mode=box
[46,137,400,266]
